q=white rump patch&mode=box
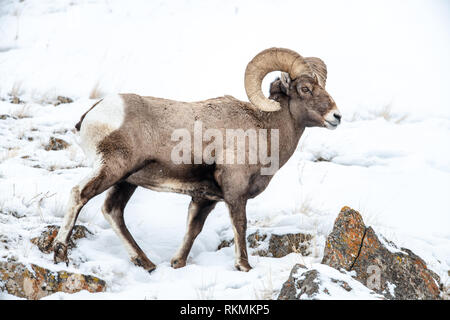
[78,94,126,165]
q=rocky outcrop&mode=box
[31,225,91,254]
[278,263,381,300]
[277,264,310,299]
[321,206,366,270]
[218,230,312,258]
[321,207,442,300]
[0,261,105,300]
[0,225,104,299]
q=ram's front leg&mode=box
[226,198,251,272]
[218,166,252,272]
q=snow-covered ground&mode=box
[0,0,449,299]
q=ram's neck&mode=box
[263,100,305,170]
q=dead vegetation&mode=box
[8,104,33,119]
[349,103,410,124]
[89,80,105,99]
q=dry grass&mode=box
[8,81,23,100]
[393,114,409,124]
[295,194,315,217]
[10,104,33,119]
[0,148,20,162]
[375,104,394,121]
[89,80,105,99]
[355,201,382,227]
[374,103,409,123]
[22,191,56,222]
[350,103,409,124]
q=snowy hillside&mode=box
[0,0,449,299]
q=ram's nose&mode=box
[324,108,342,130]
[333,111,342,123]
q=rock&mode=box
[0,261,105,299]
[0,114,17,120]
[217,239,233,250]
[266,233,312,258]
[321,206,366,270]
[31,225,92,254]
[278,264,381,300]
[277,264,311,299]
[54,96,73,106]
[246,231,269,249]
[44,137,69,151]
[321,206,442,300]
[218,230,312,258]
[352,227,441,300]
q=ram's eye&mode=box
[301,86,310,93]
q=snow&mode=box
[0,0,449,300]
[375,230,408,255]
[385,282,397,298]
[294,264,383,300]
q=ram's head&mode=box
[245,48,341,129]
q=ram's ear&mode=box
[280,72,291,95]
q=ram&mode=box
[53,48,341,272]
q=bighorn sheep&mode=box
[53,48,341,272]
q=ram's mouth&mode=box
[324,120,339,129]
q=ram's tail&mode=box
[75,98,104,131]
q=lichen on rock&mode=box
[321,206,442,300]
[30,225,92,254]
[218,230,312,258]
[0,261,105,300]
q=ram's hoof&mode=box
[235,260,252,272]
[131,256,156,273]
[53,242,69,266]
[170,257,187,269]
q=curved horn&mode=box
[305,57,327,88]
[244,47,312,112]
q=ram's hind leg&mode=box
[102,181,156,272]
[53,161,127,265]
[171,197,217,269]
